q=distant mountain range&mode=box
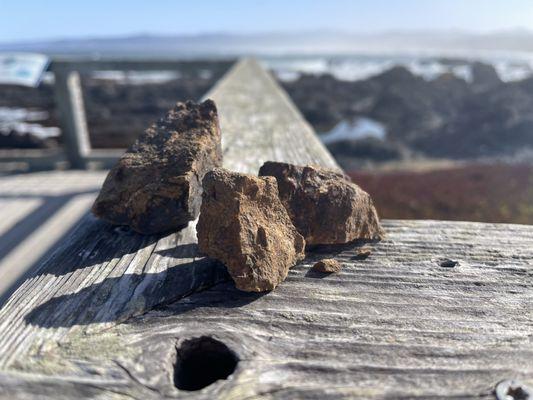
[1,30,533,58]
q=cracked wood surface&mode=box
[0,59,532,399]
[0,220,532,399]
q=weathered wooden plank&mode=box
[1,58,531,399]
[0,194,96,299]
[0,59,338,373]
[0,149,66,171]
[0,171,107,302]
[206,58,339,173]
[51,59,233,74]
[0,199,42,238]
[1,220,533,399]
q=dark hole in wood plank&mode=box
[174,336,238,391]
[507,387,531,400]
[439,259,459,268]
[496,380,531,400]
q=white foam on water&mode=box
[264,55,533,83]
[91,70,182,85]
[320,117,387,144]
[0,107,49,122]
[0,106,60,139]
[0,122,60,139]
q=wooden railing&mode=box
[0,59,531,399]
[1,59,232,169]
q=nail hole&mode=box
[496,380,531,400]
[174,336,239,391]
[439,258,458,268]
[507,387,530,400]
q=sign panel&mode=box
[0,53,50,87]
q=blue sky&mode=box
[2,0,533,42]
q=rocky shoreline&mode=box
[1,60,533,167]
[282,61,533,167]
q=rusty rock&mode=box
[92,100,222,234]
[312,259,342,273]
[259,161,384,245]
[197,168,305,292]
[355,246,372,260]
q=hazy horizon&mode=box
[3,30,533,61]
[2,0,533,43]
[4,27,533,46]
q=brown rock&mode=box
[312,259,342,273]
[92,100,222,234]
[197,168,305,292]
[355,246,372,260]
[259,161,384,245]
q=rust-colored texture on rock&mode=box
[259,161,384,245]
[197,168,305,292]
[92,100,222,234]
[312,259,342,273]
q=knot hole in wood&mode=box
[173,336,239,391]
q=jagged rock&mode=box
[197,168,305,292]
[354,246,372,260]
[471,61,502,90]
[312,259,342,273]
[259,161,384,245]
[92,100,222,234]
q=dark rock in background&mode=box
[326,137,405,163]
[470,61,502,90]
[0,130,56,149]
[281,62,533,161]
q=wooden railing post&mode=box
[53,68,91,169]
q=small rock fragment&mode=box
[92,100,222,234]
[354,246,372,260]
[197,168,305,292]
[259,161,384,245]
[312,259,342,273]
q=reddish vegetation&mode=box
[349,163,533,225]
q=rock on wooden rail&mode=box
[92,100,222,234]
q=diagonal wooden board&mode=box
[0,59,532,399]
[0,59,337,371]
[0,171,107,302]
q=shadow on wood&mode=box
[23,256,232,328]
[0,189,102,305]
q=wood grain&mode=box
[0,59,531,399]
[0,171,106,303]
[1,220,532,399]
[206,58,339,173]
[0,58,338,383]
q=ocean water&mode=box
[262,54,533,143]
[260,54,533,82]
[321,118,386,144]
[39,54,533,85]
[0,107,60,139]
